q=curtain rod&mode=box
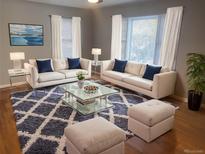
[49,15,82,18]
[109,6,185,17]
[49,15,72,18]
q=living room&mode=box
[0,0,205,154]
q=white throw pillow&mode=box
[53,59,69,71]
[125,61,142,76]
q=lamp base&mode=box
[13,60,22,69]
[94,55,99,65]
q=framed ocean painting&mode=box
[9,23,44,46]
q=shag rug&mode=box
[11,80,178,154]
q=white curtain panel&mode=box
[51,15,63,59]
[111,14,122,60]
[72,17,82,58]
[159,6,183,70]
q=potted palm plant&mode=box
[186,53,205,111]
[77,71,85,89]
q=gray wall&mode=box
[91,0,205,101]
[0,0,204,102]
[0,0,93,85]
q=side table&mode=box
[8,69,30,87]
[91,61,101,76]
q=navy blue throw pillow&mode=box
[143,64,162,80]
[68,58,81,69]
[36,59,53,73]
[112,59,128,73]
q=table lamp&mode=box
[10,52,25,70]
[92,48,101,65]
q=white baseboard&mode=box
[170,95,188,103]
[0,81,26,89]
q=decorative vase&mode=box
[78,80,84,89]
[188,90,203,111]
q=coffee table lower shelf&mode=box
[62,96,113,115]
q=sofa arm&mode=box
[80,58,91,77]
[152,71,177,99]
[24,63,39,88]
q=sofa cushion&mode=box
[103,70,133,81]
[57,69,88,78]
[36,59,53,73]
[128,99,175,126]
[38,72,65,82]
[143,65,162,80]
[123,76,153,90]
[139,64,146,76]
[113,59,128,72]
[125,61,142,76]
[64,117,126,154]
[53,59,68,71]
[68,58,81,69]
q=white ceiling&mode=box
[27,0,138,9]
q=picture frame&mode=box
[8,23,44,46]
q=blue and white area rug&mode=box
[11,80,178,154]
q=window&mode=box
[122,15,165,64]
[62,18,72,58]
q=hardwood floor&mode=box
[125,98,205,154]
[0,84,30,154]
[0,83,205,154]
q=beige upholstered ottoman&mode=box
[64,117,126,154]
[128,99,175,142]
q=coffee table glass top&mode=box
[59,81,118,115]
[60,81,118,101]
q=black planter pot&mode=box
[188,90,203,111]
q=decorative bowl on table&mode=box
[84,85,99,94]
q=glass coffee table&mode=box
[60,81,118,115]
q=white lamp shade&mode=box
[92,48,101,55]
[10,52,25,60]
[88,0,99,3]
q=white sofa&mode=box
[24,58,91,88]
[101,60,176,99]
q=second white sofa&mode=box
[101,60,176,99]
[24,58,91,88]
